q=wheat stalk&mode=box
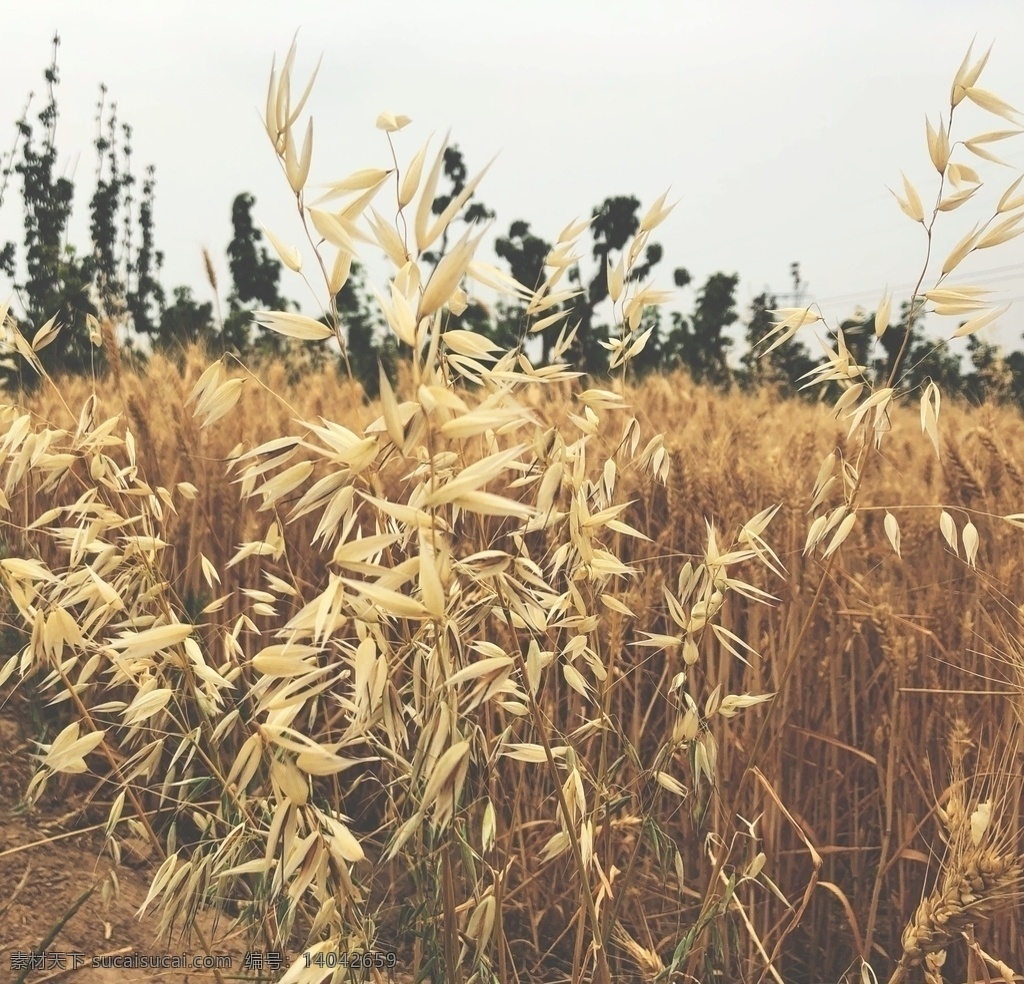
[889,746,1024,984]
[99,315,123,391]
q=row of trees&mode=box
[3,36,1022,409]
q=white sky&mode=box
[3,0,1024,363]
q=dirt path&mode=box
[0,692,254,983]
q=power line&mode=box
[755,261,1023,310]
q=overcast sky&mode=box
[3,1,1024,362]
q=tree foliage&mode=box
[1,34,163,386]
[4,40,1024,411]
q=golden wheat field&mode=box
[2,32,1024,984]
[2,350,1023,984]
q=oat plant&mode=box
[1,32,783,984]
[737,38,1024,983]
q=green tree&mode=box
[158,286,213,350]
[873,298,963,396]
[740,266,818,397]
[494,219,552,357]
[419,145,508,361]
[337,259,391,397]
[741,289,817,397]
[562,195,664,375]
[421,145,496,272]
[663,270,739,386]
[1004,349,1024,410]
[568,196,635,374]
[1,34,164,386]
[964,335,1013,405]
[1,35,99,385]
[89,86,165,352]
[218,191,293,357]
[211,192,386,390]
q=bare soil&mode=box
[0,685,258,984]
[1,684,419,984]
